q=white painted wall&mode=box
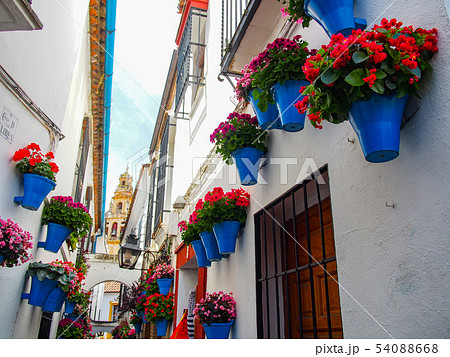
[0,0,92,339]
[169,0,450,339]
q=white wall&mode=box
[0,0,92,338]
[170,0,450,339]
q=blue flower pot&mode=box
[157,278,174,295]
[191,240,211,268]
[42,286,67,313]
[348,93,410,163]
[133,322,142,334]
[202,321,234,339]
[65,300,76,315]
[199,231,222,262]
[248,89,282,130]
[155,318,170,337]
[14,174,56,211]
[304,0,357,37]
[0,254,3,264]
[44,223,73,253]
[212,221,241,255]
[28,276,59,307]
[271,80,309,132]
[232,147,264,186]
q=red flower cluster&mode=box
[12,143,59,172]
[143,293,174,322]
[363,69,378,87]
[204,187,250,208]
[296,18,438,129]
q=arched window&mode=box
[111,222,118,237]
[117,202,123,213]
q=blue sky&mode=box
[106,0,180,204]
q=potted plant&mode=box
[12,143,59,210]
[236,56,281,130]
[193,291,237,339]
[26,260,77,307]
[66,288,91,315]
[135,294,149,323]
[297,19,438,162]
[278,0,365,38]
[198,187,250,255]
[143,292,174,337]
[151,262,175,295]
[129,311,143,334]
[57,317,94,339]
[191,198,222,262]
[56,318,86,339]
[141,268,159,293]
[111,320,136,339]
[41,196,92,253]
[43,260,84,313]
[247,36,315,132]
[178,215,211,268]
[211,112,267,186]
[117,281,144,319]
[0,217,33,267]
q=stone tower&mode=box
[105,170,133,254]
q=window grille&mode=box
[153,122,169,233]
[145,166,157,247]
[74,117,90,202]
[255,166,343,338]
[175,7,207,117]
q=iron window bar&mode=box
[220,0,260,76]
[175,7,207,117]
[255,166,342,339]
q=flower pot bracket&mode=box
[21,293,31,300]
[37,241,46,249]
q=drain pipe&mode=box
[95,0,117,252]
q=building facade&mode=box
[134,0,450,339]
[0,0,112,339]
[105,171,133,254]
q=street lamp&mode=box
[118,229,141,269]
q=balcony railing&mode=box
[175,7,207,117]
[220,0,261,76]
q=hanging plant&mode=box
[0,217,33,267]
[296,18,438,129]
[41,196,92,251]
[12,143,59,182]
[277,0,312,27]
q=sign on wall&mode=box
[0,107,19,144]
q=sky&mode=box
[105,0,181,205]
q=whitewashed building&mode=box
[0,0,112,339]
[136,0,450,339]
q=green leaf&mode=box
[380,61,395,74]
[396,85,408,98]
[376,28,390,35]
[345,69,365,86]
[321,68,340,85]
[370,79,385,94]
[375,70,387,79]
[400,64,421,79]
[352,50,370,64]
[301,84,314,95]
[385,78,397,90]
